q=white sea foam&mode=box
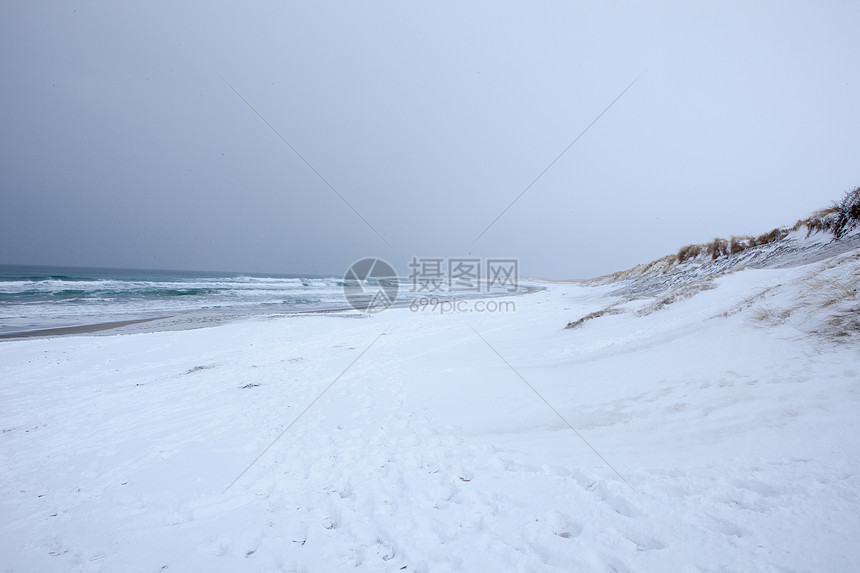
[0,268,350,334]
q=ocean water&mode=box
[0,265,349,335]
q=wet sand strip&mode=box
[0,316,170,340]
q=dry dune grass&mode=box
[676,229,789,264]
[792,186,860,239]
[793,206,841,236]
[671,187,859,266]
[747,253,860,341]
[565,307,622,329]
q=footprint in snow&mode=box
[376,540,395,561]
[625,532,665,551]
[543,510,583,540]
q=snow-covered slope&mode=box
[582,224,860,341]
[1,231,859,571]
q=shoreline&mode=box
[0,285,545,341]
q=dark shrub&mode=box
[832,186,860,238]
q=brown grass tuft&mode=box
[676,244,701,263]
[706,238,729,260]
[729,236,753,255]
[754,228,787,246]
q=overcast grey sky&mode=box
[1,1,858,278]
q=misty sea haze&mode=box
[0,264,347,335]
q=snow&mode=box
[1,247,859,572]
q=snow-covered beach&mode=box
[2,228,859,572]
[4,1,859,570]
